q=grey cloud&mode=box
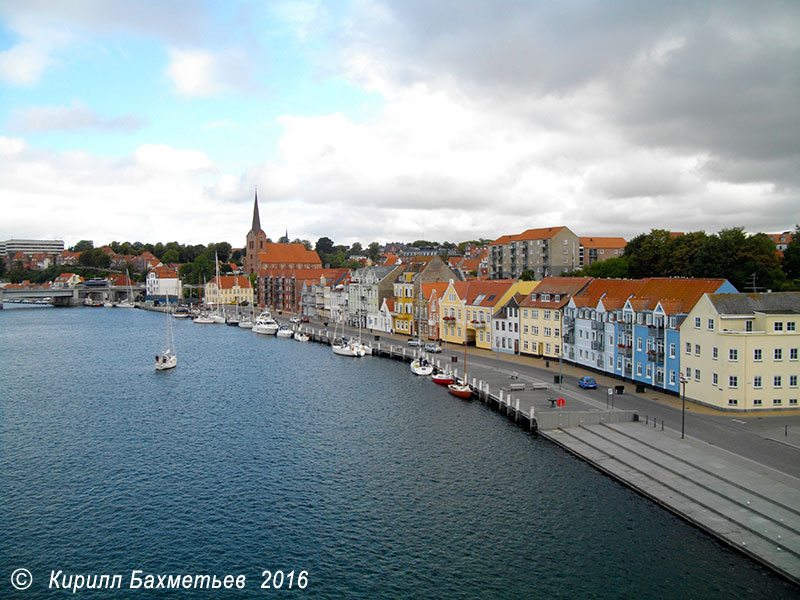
[10,105,146,133]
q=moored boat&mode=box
[252,311,279,335]
[410,357,433,376]
[431,371,455,385]
[276,325,294,338]
[293,331,309,342]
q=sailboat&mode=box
[208,253,226,323]
[331,318,365,357]
[155,293,177,370]
[447,343,472,398]
[117,270,136,308]
[410,286,433,374]
[238,303,255,329]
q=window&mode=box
[707,318,714,330]
[791,398,798,406]
[694,317,701,328]
[754,348,762,361]
[554,345,560,355]
[713,373,718,386]
[728,398,738,406]
[791,348,798,360]
[554,328,559,337]
[774,375,782,388]
[745,320,753,332]
[788,321,796,332]
[712,347,718,360]
[531,310,538,319]
[790,375,798,388]
[544,310,551,320]
[753,399,762,406]
[729,348,738,361]
[775,348,783,361]
[669,371,676,385]
[636,363,642,376]
[754,376,762,389]
[774,321,784,332]
[544,327,552,337]
[523,309,528,318]
[523,341,528,350]
[523,325,528,334]
[685,342,691,354]
[637,338,643,351]
[646,364,652,378]
[773,399,782,406]
[669,343,676,358]
[729,375,738,388]
[694,344,701,356]
[533,326,539,335]
[694,369,700,381]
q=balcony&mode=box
[563,316,574,327]
[618,344,633,356]
[646,350,665,363]
[591,320,603,330]
[591,340,603,350]
[470,320,486,328]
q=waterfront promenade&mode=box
[296,319,800,585]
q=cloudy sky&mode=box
[1,0,798,249]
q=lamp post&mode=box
[680,373,687,439]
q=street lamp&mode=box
[680,373,687,439]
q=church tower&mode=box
[244,188,268,275]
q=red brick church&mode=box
[244,189,323,312]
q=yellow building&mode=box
[519,277,592,359]
[438,280,519,347]
[680,292,800,411]
[391,256,458,337]
[205,275,254,307]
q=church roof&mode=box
[251,188,262,233]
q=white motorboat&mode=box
[173,307,191,318]
[276,325,294,338]
[252,311,279,335]
[193,313,214,324]
[410,357,434,376]
[293,331,309,342]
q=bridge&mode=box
[0,283,143,307]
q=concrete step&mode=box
[552,426,800,582]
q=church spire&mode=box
[251,186,261,232]
[284,227,289,244]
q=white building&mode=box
[146,266,182,300]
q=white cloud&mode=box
[166,48,255,97]
[134,144,216,173]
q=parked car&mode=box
[425,343,442,353]
[407,339,421,347]
[289,316,300,323]
[300,316,309,323]
[578,376,598,389]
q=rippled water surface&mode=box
[1,306,797,598]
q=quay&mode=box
[293,319,800,586]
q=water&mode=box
[1,306,796,599]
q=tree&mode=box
[519,270,536,281]
[782,226,800,281]
[626,229,671,278]
[161,249,180,264]
[348,242,363,256]
[315,237,334,256]
[78,248,110,269]
[277,234,289,244]
[72,240,94,253]
[582,257,630,278]
[367,242,382,262]
[214,242,232,262]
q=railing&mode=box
[591,320,603,330]
[591,340,603,350]
[647,351,665,363]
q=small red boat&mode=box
[447,382,472,399]
[431,371,455,385]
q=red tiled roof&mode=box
[150,266,178,279]
[257,242,321,266]
[213,275,252,289]
[579,236,627,249]
[631,278,729,313]
[518,277,593,308]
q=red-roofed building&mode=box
[489,226,579,279]
[578,236,627,267]
[56,250,81,266]
[766,232,793,254]
[53,273,84,288]
[205,275,254,306]
[146,265,181,301]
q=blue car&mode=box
[578,376,598,389]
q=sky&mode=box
[1,0,798,250]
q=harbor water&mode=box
[1,306,797,598]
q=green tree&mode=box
[582,257,630,278]
[161,249,180,264]
[519,270,536,281]
[667,231,708,277]
[625,229,671,278]
[782,226,800,281]
[315,237,334,256]
[78,248,110,269]
[367,242,382,262]
[72,240,94,253]
[348,242,363,256]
